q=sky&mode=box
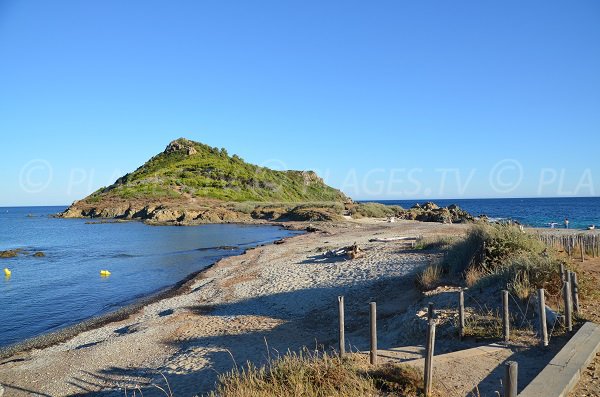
[0,0,599,206]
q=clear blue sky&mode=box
[1,0,599,206]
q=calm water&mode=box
[371,197,600,229]
[0,206,300,348]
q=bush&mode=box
[441,223,564,298]
[349,203,403,219]
[208,350,424,397]
[415,264,443,291]
[442,223,546,275]
[414,236,457,251]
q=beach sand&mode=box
[0,219,467,396]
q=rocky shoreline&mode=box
[59,198,478,226]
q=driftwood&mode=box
[368,236,418,242]
[325,242,364,260]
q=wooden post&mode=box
[424,319,436,397]
[458,289,465,339]
[503,290,510,342]
[581,238,585,262]
[564,272,573,332]
[571,272,580,314]
[338,296,345,356]
[560,263,565,282]
[369,302,377,365]
[538,289,548,347]
[428,302,434,321]
[504,361,518,397]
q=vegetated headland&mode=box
[59,138,475,226]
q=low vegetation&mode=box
[415,264,443,290]
[208,350,425,397]
[251,202,346,222]
[348,202,403,219]
[416,223,565,299]
[414,235,457,251]
[451,223,562,298]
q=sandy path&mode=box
[0,220,467,396]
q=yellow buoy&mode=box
[4,268,11,277]
[100,270,111,276]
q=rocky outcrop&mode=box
[399,202,474,224]
[60,197,346,225]
[164,138,198,156]
[0,249,20,258]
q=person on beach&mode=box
[565,218,569,229]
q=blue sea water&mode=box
[370,197,600,230]
[0,206,300,348]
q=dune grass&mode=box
[349,202,403,219]
[414,235,458,251]
[415,264,443,291]
[208,350,425,397]
[436,223,564,298]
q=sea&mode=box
[371,197,600,230]
[0,206,300,348]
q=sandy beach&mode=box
[0,219,466,396]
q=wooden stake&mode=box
[504,361,518,397]
[338,296,345,356]
[571,272,580,314]
[538,289,548,347]
[428,302,434,321]
[564,272,573,332]
[503,290,510,342]
[369,302,377,365]
[458,289,465,340]
[424,319,436,397]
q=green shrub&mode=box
[349,203,402,219]
[442,223,546,275]
[414,235,457,251]
[441,223,564,298]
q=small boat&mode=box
[100,270,111,276]
[4,268,11,277]
[588,225,596,230]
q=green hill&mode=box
[61,138,350,224]
[95,138,349,203]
